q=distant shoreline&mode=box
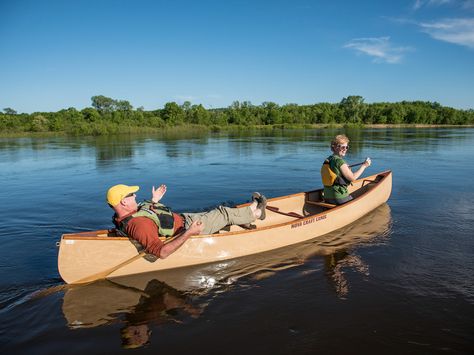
[1,123,473,138]
[359,124,474,128]
[2,96,473,135]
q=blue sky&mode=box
[1,0,474,113]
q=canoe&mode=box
[58,170,392,284]
[61,204,392,328]
[61,203,393,326]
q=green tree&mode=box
[315,103,337,124]
[162,102,184,125]
[386,104,405,124]
[181,101,192,123]
[191,104,210,124]
[91,95,116,113]
[340,95,366,123]
[115,100,133,111]
[228,101,245,125]
[181,101,192,112]
[31,115,48,132]
[3,108,17,115]
[81,107,101,122]
[261,102,282,124]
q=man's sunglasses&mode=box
[338,145,349,150]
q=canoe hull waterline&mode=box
[58,171,392,284]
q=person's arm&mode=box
[126,217,204,259]
[159,221,204,259]
[340,158,371,182]
[151,184,167,203]
[126,217,165,256]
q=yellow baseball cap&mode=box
[106,184,139,206]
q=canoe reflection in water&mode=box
[61,203,392,348]
[62,277,203,348]
[319,203,392,299]
[118,279,203,349]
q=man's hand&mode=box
[152,184,167,203]
[188,221,205,236]
[159,220,205,259]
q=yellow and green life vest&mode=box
[116,201,176,237]
[320,157,349,187]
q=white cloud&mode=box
[418,18,474,48]
[414,0,474,10]
[429,0,453,5]
[343,37,411,64]
[413,0,424,10]
[413,0,453,10]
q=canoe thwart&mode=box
[266,205,304,218]
[305,200,337,209]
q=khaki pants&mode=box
[182,206,255,235]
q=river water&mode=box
[0,128,473,354]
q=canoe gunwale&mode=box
[60,170,392,241]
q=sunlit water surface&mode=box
[0,128,473,353]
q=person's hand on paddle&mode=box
[364,157,371,167]
[152,184,167,203]
[188,220,205,236]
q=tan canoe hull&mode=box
[58,171,392,284]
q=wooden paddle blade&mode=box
[74,252,146,284]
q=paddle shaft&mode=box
[349,161,366,168]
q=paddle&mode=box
[74,251,147,284]
[74,229,188,284]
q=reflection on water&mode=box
[324,251,369,299]
[94,136,135,166]
[63,279,203,349]
[61,204,391,348]
[1,128,473,166]
[318,203,392,299]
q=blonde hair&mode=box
[331,134,349,152]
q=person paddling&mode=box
[107,184,267,259]
[320,134,371,205]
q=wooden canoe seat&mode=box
[305,200,337,209]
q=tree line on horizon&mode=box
[1,95,473,135]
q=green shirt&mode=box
[323,154,349,200]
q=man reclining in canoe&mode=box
[107,184,267,259]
